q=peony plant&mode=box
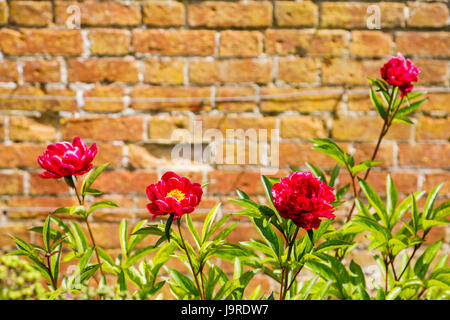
[5,53,449,300]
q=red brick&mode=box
[209,170,264,195]
[353,143,394,168]
[0,223,31,248]
[93,144,124,169]
[423,172,450,194]
[55,1,141,26]
[29,172,70,195]
[68,58,139,83]
[130,86,211,112]
[148,116,190,140]
[0,143,45,168]
[61,116,144,142]
[9,1,52,26]
[143,1,185,27]
[189,59,272,84]
[0,60,18,82]
[0,29,83,56]
[0,1,6,25]
[219,31,262,58]
[94,170,158,194]
[421,92,450,112]
[398,144,450,168]
[396,32,450,58]
[278,142,341,168]
[280,116,327,139]
[23,59,61,83]
[132,29,215,56]
[188,1,272,28]
[415,60,449,85]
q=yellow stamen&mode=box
[167,189,186,202]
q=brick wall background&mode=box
[0,0,449,296]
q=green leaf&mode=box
[169,268,200,296]
[124,246,158,268]
[64,175,76,189]
[42,215,52,252]
[411,194,420,233]
[386,287,401,300]
[70,222,88,253]
[315,240,351,253]
[185,214,201,249]
[336,184,350,201]
[80,264,101,283]
[370,87,386,119]
[253,218,280,259]
[201,203,220,244]
[165,214,175,242]
[414,241,442,280]
[386,175,398,222]
[351,160,383,175]
[358,178,389,227]
[81,162,110,196]
[119,219,128,257]
[311,138,350,167]
[305,162,326,182]
[70,205,86,218]
[395,98,427,117]
[423,183,443,220]
[85,188,103,195]
[52,207,71,215]
[329,165,340,188]
[236,188,250,200]
[86,200,119,217]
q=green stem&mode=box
[280,226,300,300]
[177,219,205,300]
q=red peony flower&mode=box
[38,137,97,179]
[380,53,421,97]
[271,172,336,230]
[146,172,203,220]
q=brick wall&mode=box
[0,0,449,295]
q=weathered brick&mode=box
[9,1,52,26]
[61,116,144,142]
[277,57,319,84]
[278,142,340,168]
[265,29,348,57]
[0,1,6,25]
[0,223,31,248]
[23,59,61,83]
[0,87,77,112]
[321,2,406,29]
[333,116,411,142]
[132,29,215,56]
[144,58,184,85]
[88,29,130,56]
[94,170,158,194]
[397,32,450,58]
[148,116,190,140]
[0,143,45,168]
[275,1,318,27]
[423,172,450,194]
[127,144,176,169]
[130,86,211,112]
[216,87,257,112]
[201,115,277,137]
[55,1,141,26]
[350,31,392,58]
[347,92,373,111]
[416,116,450,141]
[208,170,265,194]
[83,86,125,113]
[353,143,394,168]
[415,60,449,85]
[408,2,449,28]
[9,116,57,142]
[188,1,272,28]
[0,60,18,82]
[322,59,380,85]
[398,144,450,168]
[0,29,83,55]
[219,31,262,58]
[29,171,69,195]
[260,87,342,112]
[280,116,327,139]
[189,59,272,84]
[421,92,450,112]
[68,58,139,83]
[143,1,185,27]
[0,172,24,194]
[94,144,124,169]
